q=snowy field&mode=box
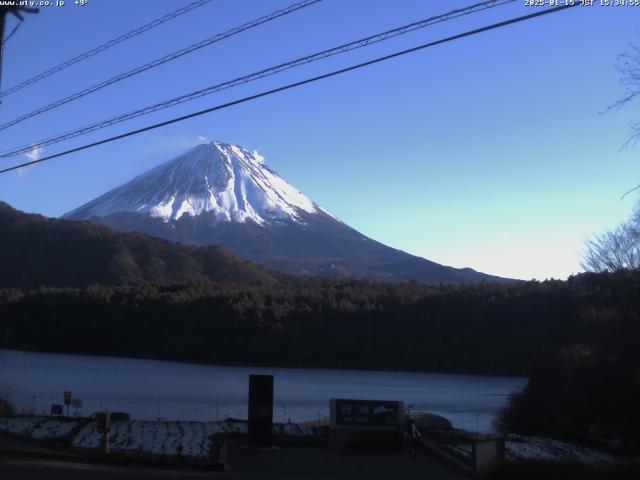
[0,416,77,439]
[505,434,618,463]
[0,416,316,458]
[0,416,616,464]
[0,349,526,433]
[71,419,244,457]
[447,434,618,464]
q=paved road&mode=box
[0,456,221,480]
[231,445,464,479]
[1,445,464,480]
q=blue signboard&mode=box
[334,399,401,426]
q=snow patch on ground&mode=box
[505,434,617,463]
[0,417,77,439]
[447,434,618,464]
[273,422,314,436]
[71,419,248,458]
[1,417,317,459]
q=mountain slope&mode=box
[65,141,509,284]
[0,202,277,290]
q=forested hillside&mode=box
[0,202,277,289]
[2,271,638,375]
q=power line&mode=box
[0,3,578,176]
[0,0,217,99]
[0,0,515,157]
[0,0,321,131]
[1,20,20,47]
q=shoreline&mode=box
[0,348,528,379]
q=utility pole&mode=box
[101,411,110,456]
[0,6,39,95]
[0,8,6,91]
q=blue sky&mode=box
[0,0,638,280]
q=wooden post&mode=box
[103,411,110,456]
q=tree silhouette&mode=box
[582,209,640,272]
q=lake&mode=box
[0,349,527,433]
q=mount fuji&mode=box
[65,141,506,283]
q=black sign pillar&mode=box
[248,374,273,445]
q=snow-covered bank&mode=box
[505,434,618,463]
[446,433,618,464]
[0,416,319,458]
[71,420,232,458]
[0,416,77,439]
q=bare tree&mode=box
[582,210,640,272]
[610,42,640,149]
[583,42,640,272]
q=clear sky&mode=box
[0,0,638,280]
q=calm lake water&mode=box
[0,349,527,433]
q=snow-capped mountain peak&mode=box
[63,139,508,284]
[65,140,334,226]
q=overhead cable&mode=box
[0,3,578,175]
[0,0,514,155]
[0,0,321,131]
[0,0,217,98]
